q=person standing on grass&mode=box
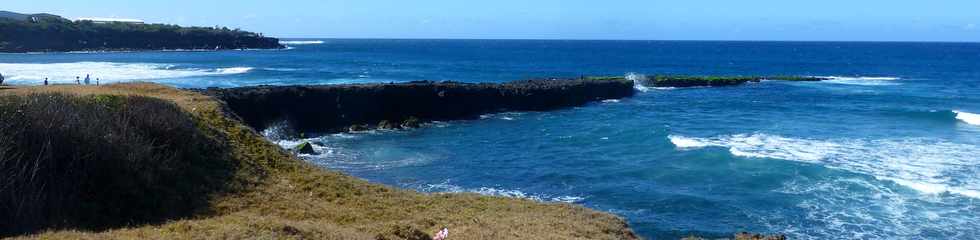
[76,76,80,85]
[44,78,48,86]
[96,78,100,86]
[84,74,90,85]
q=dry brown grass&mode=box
[2,83,638,240]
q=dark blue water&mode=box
[3,40,979,239]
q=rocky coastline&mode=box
[205,78,636,134]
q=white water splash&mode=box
[626,72,651,92]
[953,110,980,126]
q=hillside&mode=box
[0,11,282,52]
[0,83,638,240]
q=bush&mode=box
[0,93,234,236]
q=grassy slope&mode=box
[0,83,637,240]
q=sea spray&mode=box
[626,72,651,92]
[954,110,980,125]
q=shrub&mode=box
[0,93,234,236]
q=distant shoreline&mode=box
[273,37,980,44]
[0,12,284,53]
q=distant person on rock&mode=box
[84,74,90,85]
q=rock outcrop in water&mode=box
[205,78,635,133]
[618,75,832,88]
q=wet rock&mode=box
[348,124,369,132]
[401,117,422,129]
[378,120,399,130]
[293,142,317,155]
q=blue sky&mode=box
[5,0,979,41]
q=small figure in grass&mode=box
[76,76,80,85]
[433,227,448,240]
[96,78,100,86]
[84,74,91,85]
[44,78,49,86]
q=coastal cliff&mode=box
[0,11,283,53]
[205,78,636,134]
[0,83,639,239]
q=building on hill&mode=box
[75,17,144,24]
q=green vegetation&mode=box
[648,75,763,87]
[0,93,236,236]
[762,75,828,81]
[0,84,637,240]
[585,76,628,81]
[0,13,282,52]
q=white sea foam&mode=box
[953,110,980,126]
[0,62,251,85]
[602,99,621,103]
[817,76,902,86]
[279,40,324,45]
[668,135,717,149]
[215,67,253,74]
[775,176,980,239]
[422,182,585,203]
[823,76,901,81]
[670,133,980,199]
[479,112,524,121]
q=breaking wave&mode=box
[280,40,325,45]
[669,133,980,199]
[420,182,585,203]
[817,76,902,86]
[954,110,980,126]
[0,62,251,85]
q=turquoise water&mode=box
[2,40,979,239]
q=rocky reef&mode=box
[612,74,832,88]
[205,78,635,134]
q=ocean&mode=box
[2,39,979,239]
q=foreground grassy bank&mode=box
[0,84,637,239]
